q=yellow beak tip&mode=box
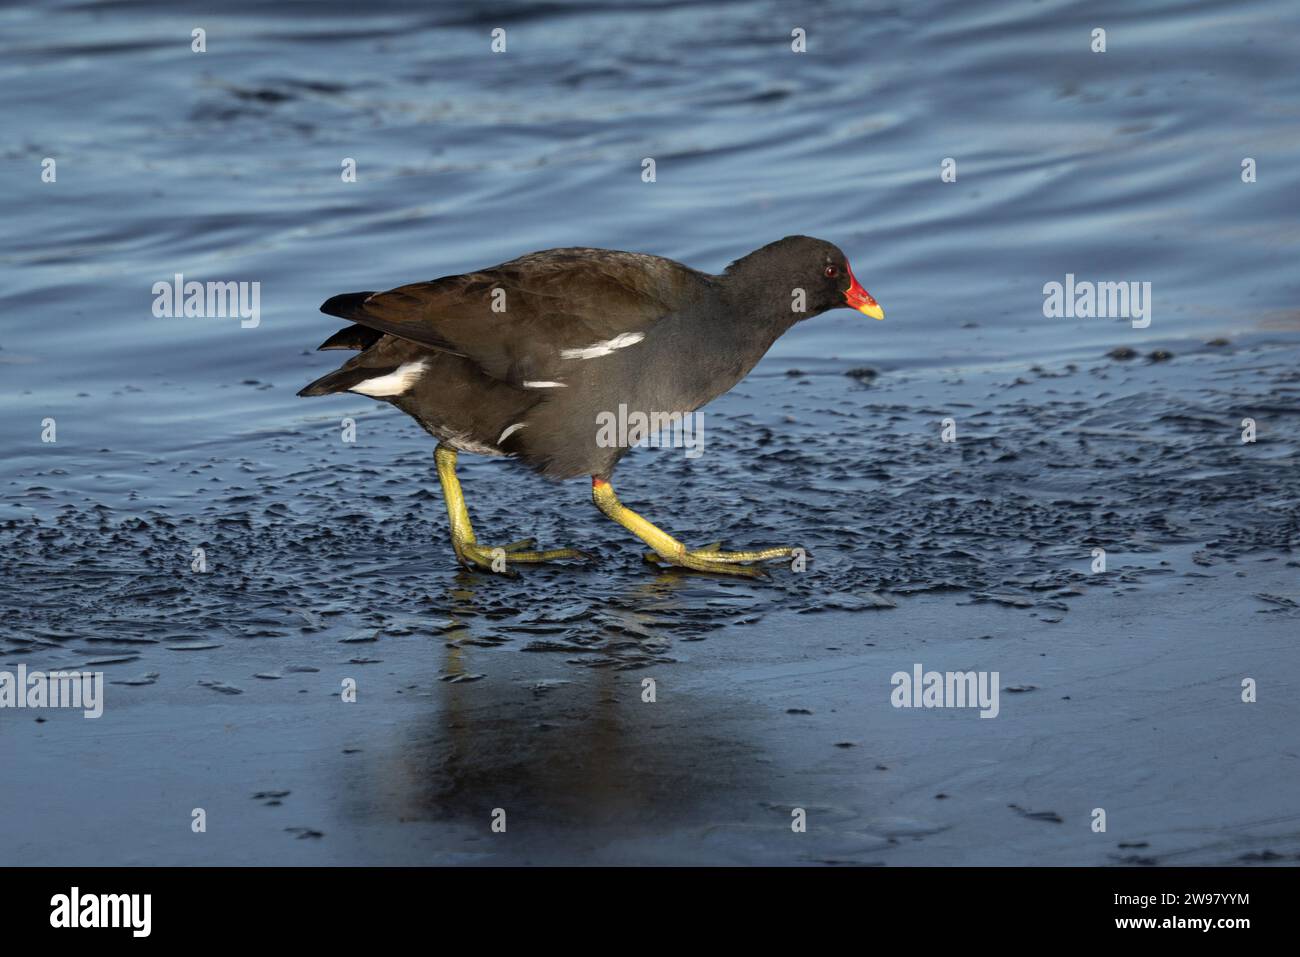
[857,304,885,320]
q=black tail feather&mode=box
[316,324,384,351]
[300,290,398,397]
[297,364,397,397]
[320,291,377,320]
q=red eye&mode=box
[824,265,839,278]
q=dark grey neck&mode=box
[716,256,809,349]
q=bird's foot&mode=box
[455,538,593,575]
[642,541,798,578]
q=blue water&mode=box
[4,0,1299,451]
[3,0,1300,866]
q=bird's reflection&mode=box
[344,568,771,851]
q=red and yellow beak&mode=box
[844,264,884,320]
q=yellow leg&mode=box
[591,478,795,578]
[434,444,590,573]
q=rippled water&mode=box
[4,0,1298,414]
[2,0,1299,865]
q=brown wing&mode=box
[319,248,703,387]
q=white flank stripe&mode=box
[498,422,527,443]
[560,331,645,360]
[523,380,566,388]
[349,360,428,397]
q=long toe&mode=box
[689,545,797,563]
[641,550,771,578]
[643,544,797,566]
[498,546,593,564]
[459,541,593,574]
[500,537,539,552]
[678,552,771,578]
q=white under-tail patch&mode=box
[561,331,645,360]
[523,380,566,388]
[498,422,526,443]
[349,360,428,397]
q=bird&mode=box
[297,235,883,577]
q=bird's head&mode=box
[728,235,884,321]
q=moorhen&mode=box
[298,235,883,577]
